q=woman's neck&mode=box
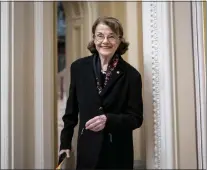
[99,54,113,71]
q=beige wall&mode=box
[173,2,197,168]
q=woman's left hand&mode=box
[85,115,107,132]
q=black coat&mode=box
[60,55,143,169]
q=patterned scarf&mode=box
[94,54,119,94]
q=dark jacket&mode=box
[60,55,143,169]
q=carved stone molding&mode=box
[150,2,161,169]
[143,2,176,169]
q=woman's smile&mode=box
[100,46,112,49]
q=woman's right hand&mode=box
[59,149,70,158]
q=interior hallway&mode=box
[1,1,206,169]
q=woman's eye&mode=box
[108,36,115,40]
[97,34,104,37]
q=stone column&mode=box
[1,2,55,169]
[142,2,176,169]
[1,2,12,168]
[34,2,55,168]
[191,2,206,169]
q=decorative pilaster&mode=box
[34,2,44,168]
[1,2,11,168]
[192,2,207,169]
[34,2,55,168]
[142,2,176,169]
[149,2,161,169]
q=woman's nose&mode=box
[102,37,109,43]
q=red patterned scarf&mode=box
[94,54,119,94]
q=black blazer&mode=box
[60,55,143,169]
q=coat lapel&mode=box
[83,55,101,102]
[100,57,126,97]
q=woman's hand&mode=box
[85,115,107,132]
[59,149,70,158]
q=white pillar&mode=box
[192,2,206,169]
[142,2,176,169]
[1,2,11,168]
[34,2,55,168]
[1,2,55,169]
[34,2,44,168]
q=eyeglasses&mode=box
[94,34,119,43]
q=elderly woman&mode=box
[59,16,143,169]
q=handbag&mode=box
[56,150,75,169]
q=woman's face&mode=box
[94,23,120,58]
